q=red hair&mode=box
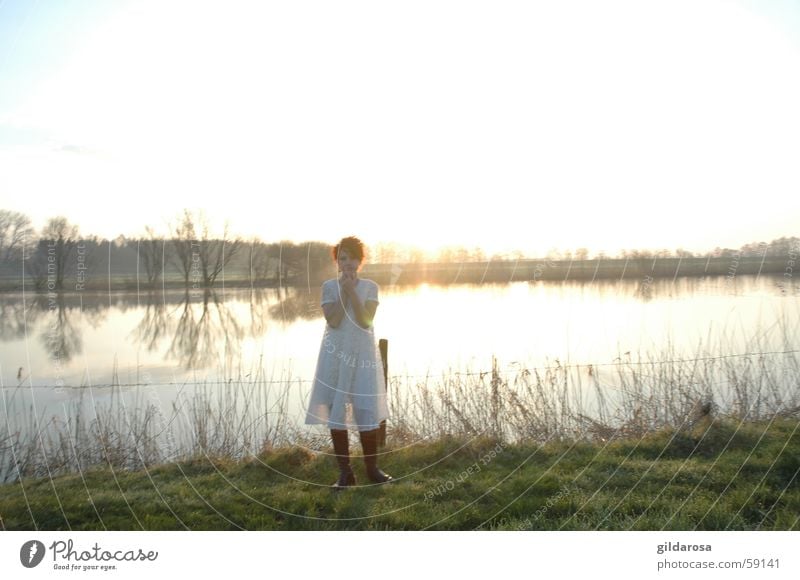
[332,236,365,262]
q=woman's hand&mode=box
[339,271,357,297]
[340,272,375,329]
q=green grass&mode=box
[1,417,798,531]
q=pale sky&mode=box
[1,0,800,257]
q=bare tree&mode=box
[169,209,198,288]
[168,209,242,289]
[272,241,315,284]
[0,209,35,262]
[470,246,486,262]
[32,217,80,291]
[247,238,273,285]
[373,242,398,264]
[196,220,243,287]
[138,226,167,288]
[435,246,450,263]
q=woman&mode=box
[304,236,393,488]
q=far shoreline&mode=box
[0,256,793,293]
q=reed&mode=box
[2,340,799,483]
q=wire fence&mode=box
[3,342,800,483]
[6,348,799,390]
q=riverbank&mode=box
[0,256,794,292]
[365,255,794,285]
[1,417,797,530]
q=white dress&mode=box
[304,277,388,431]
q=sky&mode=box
[1,0,800,258]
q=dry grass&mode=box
[3,339,799,484]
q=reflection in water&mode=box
[1,274,796,385]
[127,286,321,369]
[249,287,269,337]
[130,292,171,352]
[242,285,321,338]
[635,277,654,301]
[167,289,244,369]
[17,293,109,364]
[0,296,35,341]
[266,284,321,324]
[1,286,319,376]
[37,293,82,364]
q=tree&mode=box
[247,238,271,285]
[169,209,198,288]
[470,246,486,262]
[437,246,456,263]
[0,209,35,262]
[138,226,167,288]
[767,236,799,256]
[196,220,243,287]
[272,241,306,283]
[32,217,80,291]
[408,246,426,264]
[372,242,398,264]
[168,209,242,289]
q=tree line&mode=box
[0,209,333,291]
[1,208,797,292]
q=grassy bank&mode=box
[1,417,798,530]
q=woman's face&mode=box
[337,248,361,276]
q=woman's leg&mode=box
[330,429,355,488]
[358,427,393,484]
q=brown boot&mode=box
[330,429,355,489]
[359,428,393,484]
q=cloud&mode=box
[55,143,97,156]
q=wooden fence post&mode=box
[378,338,388,448]
[491,355,500,438]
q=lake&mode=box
[2,273,799,479]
